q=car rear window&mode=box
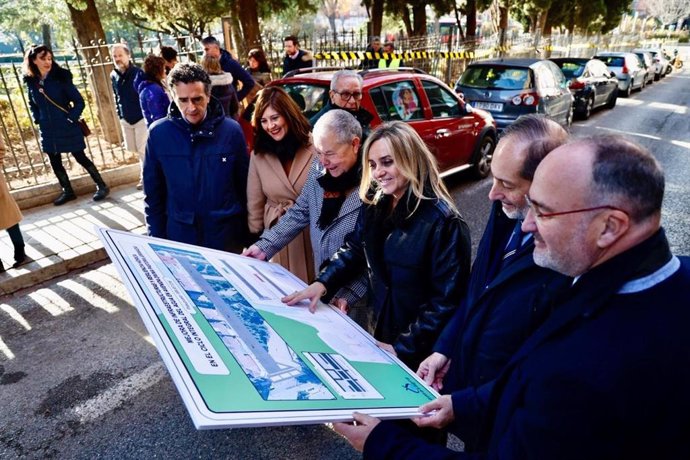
[278,83,329,120]
[557,62,585,78]
[458,66,531,90]
[596,56,624,67]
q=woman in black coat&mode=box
[23,45,109,205]
[284,121,471,370]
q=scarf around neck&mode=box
[316,159,361,230]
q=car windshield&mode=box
[458,66,531,90]
[277,83,329,119]
[558,62,585,78]
[596,56,625,67]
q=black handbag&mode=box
[38,87,91,137]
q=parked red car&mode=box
[244,68,498,179]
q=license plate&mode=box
[473,102,504,112]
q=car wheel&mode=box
[624,82,632,97]
[582,96,594,120]
[565,104,573,127]
[605,88,618,109]
[471,134,495,179]
[665,65,672,75]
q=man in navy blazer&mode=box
[410,115,570,451]
[334,135,690,459]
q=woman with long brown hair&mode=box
[23,44,109,205]
[247,86,316,282]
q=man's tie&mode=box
[501,220,523,267]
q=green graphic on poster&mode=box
[99,228,438,429]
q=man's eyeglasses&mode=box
[333,90,363,101]
[524,194,625,219]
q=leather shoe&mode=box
[53,191,77,206]
[93,186,110,201]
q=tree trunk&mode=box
[41,24,52,49]
[371,0,384,37]
[66,0,121,145]
[226,5,244,58]
[402,6,413,37]
[237,0,262,51]
[466,0,477,39]
[411,4,427,36]
[499,5,509,55]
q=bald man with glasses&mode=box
[309,69,374,143]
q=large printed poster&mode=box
[98,228,438,429]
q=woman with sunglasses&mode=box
[22,45,109,205]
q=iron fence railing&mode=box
[0,29,677,191]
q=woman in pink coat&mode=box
[247,87,316,282]
[0,135,27,271]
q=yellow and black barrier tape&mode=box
[314,50,488,61]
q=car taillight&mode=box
[569,80,585,90]
[510,92,539,106]
[622,65,629,74]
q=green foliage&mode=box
[109,0,227,35]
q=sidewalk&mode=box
[0,184,146,295]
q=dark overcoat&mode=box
[25,67,86,154]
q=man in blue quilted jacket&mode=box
[143,63,249,253]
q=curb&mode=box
[0,247,108,296]
[11,164,140,210]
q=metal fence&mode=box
[0,28,675,192]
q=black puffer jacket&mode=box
[317,191,471,370]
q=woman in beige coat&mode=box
[248,87,315,283]
[0,135,27,271]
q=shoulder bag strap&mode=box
[38,87,69,114]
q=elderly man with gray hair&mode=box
[309,70,374,142]
[244,109,367,313]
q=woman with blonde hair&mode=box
[284,121,471,370]
[246,86,316,282]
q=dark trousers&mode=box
[47,150,97,176]
[5,223,24,249]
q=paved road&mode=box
[1,68,688,459]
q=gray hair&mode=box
[330,69,363,91]
[111,43,131,56]
[168,63,212,96]
[313,109,362,145]
[500,114,569,181]
[585,135,664,222]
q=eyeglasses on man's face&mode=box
[333,90,363,101]
[524,194,626,219]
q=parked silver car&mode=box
[593,52,647,97]
[454,58,573,130]
[634,48,671,79]
[632,50,656,86]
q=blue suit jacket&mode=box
[433,201,569,449]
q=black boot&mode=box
[12,245,27,269]
[85,164,110,201]
[53,169,77,206]
[0,259,5,273]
